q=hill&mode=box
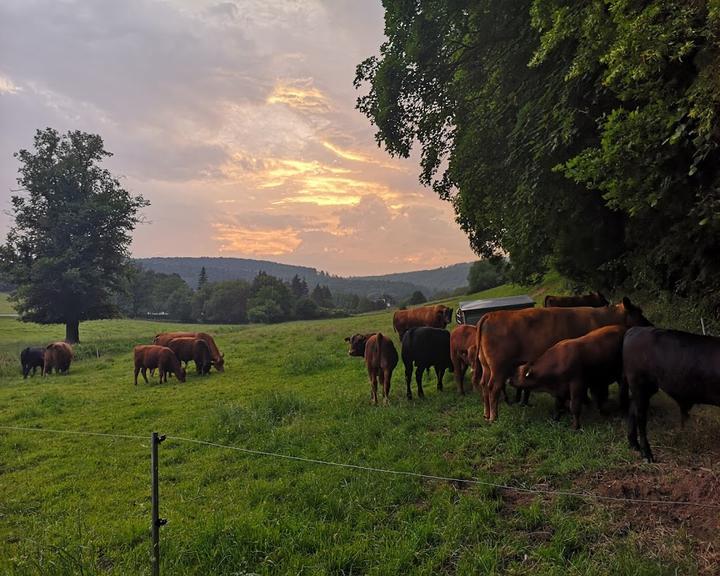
[137,257,472,299]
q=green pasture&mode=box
[0,293,15,315]
[0,284,716,575]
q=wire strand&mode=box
[2,425,717,509]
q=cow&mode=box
[474,297,651,422]
[623,327,720,463]
[153,332,224,372]
[44,342,73,375]
[20,347,45,378]
[134,345,186,385]
[166,337,212,375]
[401,327,453,400]
[515,325,628,429]
[544,292,609,308]
[393,305,453,340]
[450,324,478,395]
[345,332,399,405]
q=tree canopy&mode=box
[355,1,720,302]
[1,128,148,342]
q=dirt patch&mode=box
[578,463,720,574]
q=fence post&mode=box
[151,432,167,576]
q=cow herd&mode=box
[345,294,720,463]
[20,342,74,378]
[133,332,225,385]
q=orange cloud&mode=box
[266,78,330,112]
[0,74,22,95]
[213,224,302,255]
[321,141,372,163]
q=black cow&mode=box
[21,347,45,378]
[401,327,453,399]
[624,326,720,462]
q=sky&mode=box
[0,0,477,276]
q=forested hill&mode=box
[136,257,472,299]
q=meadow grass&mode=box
[0,292,16,315]
[0,284,714,575]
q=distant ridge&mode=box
[136,257,472,299]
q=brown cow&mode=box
[345,332,399,405]
[450,324,478,395]
[392,305,453,339]
[166,337,212,375]
[544,292,609,308]
[44,342,73,375]
[134,345,186,385]
[154,332,224,372]
[515,325,628,429]
[474,297,651,422]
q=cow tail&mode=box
[474,316,488,374]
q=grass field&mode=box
[0,283,718,575]
[0,293,16,315]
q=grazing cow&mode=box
[166,337,212,375]
[475,297,651,422]
[623,327,720,462]
[20,347,45,378]
[44,342,73,375]
[393,305,453,340]
[401,327,453,399]
[153,332,224,372]
[544,292,609,308]
[516,325,627,429]
[345,332,399,405]
[450,324,478,395]
[134,345,186,385]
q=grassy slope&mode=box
[0,293,15,315]
[0,282,708,575]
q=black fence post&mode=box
[151,432,167,576]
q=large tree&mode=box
[1,128,148,342]
[355,1,720,300]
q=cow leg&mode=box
[370,370,378,405]
[635,393,654,463]
[456,362,467,395]
[488,368,510,422]
[382,368,391,406]
[619,376,630,413]
[141,367,149,384]
[404,361,413,400]
[553,395,565,421]
[435,367,444,391]
[570,381,583,430]
[134,366,140,386]
[415,365,425,398]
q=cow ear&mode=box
[344,336,350,342]
[622,296,634,310]
[524,368,532,379]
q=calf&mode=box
[44,342,73,375]
[20,347,45,378]
[544,292,609,308]
[345,332,398,405]
[516,325,627,429]
[167,337,212,375]
[134,345,186,385]
[623,327,720,462]
[401,327,453,399]
[450,324,478,395]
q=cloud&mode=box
[266,78,331,113]
[0,73,22,95]
[213,223,302,255]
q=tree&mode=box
[355,1,719,299]
[467,260,508,293]
[197,266,208,290]
[165,285,194,322]
[407,290,427,305]
[204,280,250,323]
[290,274,309,299]
[0,128,148,342]
[311,284,333,308]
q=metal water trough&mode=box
[456,294,535,326]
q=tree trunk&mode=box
[65,319,80,344]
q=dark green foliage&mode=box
[204,280,251,324]
[467,260,509,293]
[0,128,148,342]
[407,290,427,305]
[197,266,208,290]
[355,1,720,302]
[311,284,334,308]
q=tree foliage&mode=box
[356,1,720,300]
[1,128,148,342]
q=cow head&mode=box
[345,333,372,357]
[621,297,653,327]
[516,363,535,388]
[436,306,453,327]
[213,353,225,373]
